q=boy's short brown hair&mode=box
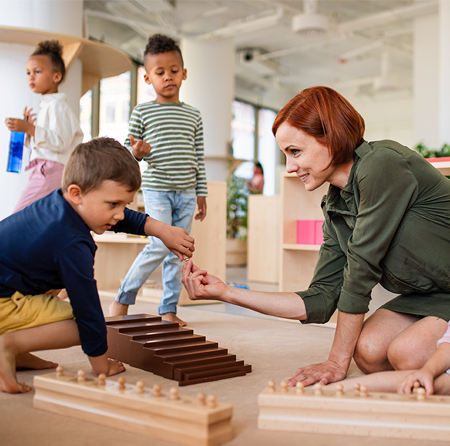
[62,137,141,194]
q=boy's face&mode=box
[144,51,187,104]
[69,180,136,234]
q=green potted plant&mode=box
[414,143,450,179]
[226,172,249,265]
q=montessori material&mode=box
[33,367,233,446]
[258,380,450,441]
[106,314,251,386]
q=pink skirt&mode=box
[13,159,65,213]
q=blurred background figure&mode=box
[246,161,264,194]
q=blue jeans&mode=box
[115,189,196,315]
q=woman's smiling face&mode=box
[276,122,341,192]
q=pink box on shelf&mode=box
[296,220,324,245]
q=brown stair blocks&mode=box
[105,314,252,386]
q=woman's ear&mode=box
[66,184,84,205]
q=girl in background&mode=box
[5,39,83,213]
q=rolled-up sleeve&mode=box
[297,221,347,324]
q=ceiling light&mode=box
[292,0,329,37]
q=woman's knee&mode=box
[353,333,390,374]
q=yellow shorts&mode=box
[0,291,74,335]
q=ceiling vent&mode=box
[292,0,329,37]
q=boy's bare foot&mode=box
[15,353,58,370]
[109,301,129,317]
[161,313,187,327]
[0,338,31,393]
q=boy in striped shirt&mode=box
[110,34,207,326]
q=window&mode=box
[232,100,278,195]
[137,66,156,103]
[79,89,92,142]
[99,71,131,143]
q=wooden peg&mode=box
[136,381,145,395]
[207,395,217,408]
[354,383,361,393]
[314,383,323,396]
[56,366,64,377]
[118,377,126,391]
[280,381,288,393]
[169,387,179,401]
[153,384,162,398]
[359,385,368,397]
[416,387,426,401]
[77,370,86,383]
[98,374,106,387]
[335,383,344,396]
[197,392,206,405]
[268,380,276,393]
[296,382,304,395]
[412,381,420,394]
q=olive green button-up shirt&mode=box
[297,140,450,324]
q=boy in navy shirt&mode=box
[0,137,194,393]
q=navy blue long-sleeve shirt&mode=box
[0,189,148,356]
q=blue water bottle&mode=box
[7,131,25,173]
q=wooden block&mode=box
[34,370,233,446]
[106,314,252,386]
[258,381,450,441]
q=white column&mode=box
[180,37,235,182]
[413,12,439,148]
[0,0,83,219]
[414,1,450,149]
[438,0,450,146]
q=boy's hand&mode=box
[160,225,195,262]
[130,134,151,160]
[106,359,126,376]
[89,353,126,377]
[398,368,435,395]
[195,196,207,221]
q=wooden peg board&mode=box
[33,370,233,446]
[258,382,450,441]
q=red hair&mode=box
[272,86,365,166]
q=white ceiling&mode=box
[84,0,437,97]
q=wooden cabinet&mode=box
[278,158,450,294]
[247,194,280,284]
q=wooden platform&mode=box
[34,368,233,446]
[258,381,450,441]
[106,314,251,386]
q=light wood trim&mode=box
[0,26,132,96]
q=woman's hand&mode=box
[287,358,348,387]
[130,134,151,160]
[182,260,229,301]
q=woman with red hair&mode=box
[182,86,450,390]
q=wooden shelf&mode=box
[0,26,132,95]
[283,243,320,251]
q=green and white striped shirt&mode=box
[125,101,208,196]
